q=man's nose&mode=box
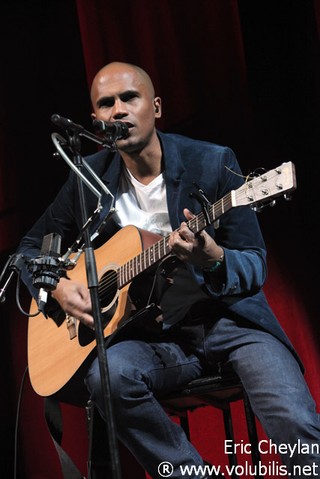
[112,99,128,119]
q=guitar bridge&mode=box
[65,314,77,340]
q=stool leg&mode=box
[222,406,240,479]
[242,392,264,479]
[179,412,191,440]
[179,408,240,479]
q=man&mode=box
[17,62,320,478]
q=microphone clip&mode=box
[28,254,65,293]
[92,119,129,150]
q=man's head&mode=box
[90,62,161,153]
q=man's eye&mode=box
[97,97,115,108]
[121,92,138,102]
[99,101,114,108]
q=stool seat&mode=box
[158,373,243,413]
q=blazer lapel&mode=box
[158,132,186,230]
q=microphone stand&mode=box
[62,127,122,479]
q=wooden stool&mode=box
[158,373,263,479]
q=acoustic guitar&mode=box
[27,161,296,396]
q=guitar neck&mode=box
[117,191,233,288]
[117,159,297,288]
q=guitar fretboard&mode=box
[117,191,233,288]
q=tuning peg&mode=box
[269,200,276,207]
[250,203,264,213]
[284,194,292,201]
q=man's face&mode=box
[91,65,161,153]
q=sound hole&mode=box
[98,268,118,311]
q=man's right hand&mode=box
[51,277,95,329]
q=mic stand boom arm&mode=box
[51,132,115,210]
[54,126,122,479]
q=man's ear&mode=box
[154,97,162,118]
[91,112,96,121]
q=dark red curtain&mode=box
[1,1,320,478]
[76,0,252,143]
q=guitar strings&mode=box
[96,194,232,299]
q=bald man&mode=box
[18,62,320,478]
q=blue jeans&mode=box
[85,316,320,478]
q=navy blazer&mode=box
[17,130,300,365]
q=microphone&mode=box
[51,114,129,146]
[92,119,129,141]
[30,233,62,316]
[51,114,85,133]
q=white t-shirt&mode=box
[114,165,209,326]
[114,166,172,236]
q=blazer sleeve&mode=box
[194,146,268,299]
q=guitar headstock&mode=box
[233,161,297,209]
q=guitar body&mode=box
[27,225,161,397]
